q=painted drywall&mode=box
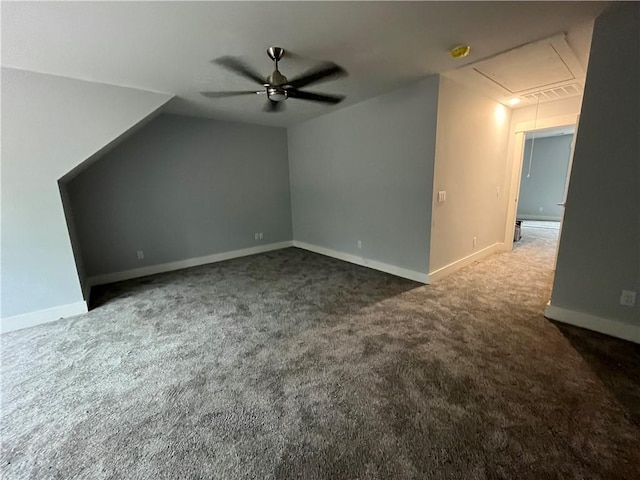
[517,134,573,221]
[511,97,583,128]
[66,114,291,278]
[429,76,511,275]
[288,77,439,276]
[548,3,640,337]
[1,68,172,319]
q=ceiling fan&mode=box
[201,47,347,112]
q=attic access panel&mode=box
[443,33,586,106]
[473,41,575,93]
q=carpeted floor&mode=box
[1,225,639,479]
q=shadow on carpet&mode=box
[553,322,640,427]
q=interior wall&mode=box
[510,97,583,128]
[288,77,440,277]
[548,3,640,340]
[517,134,573,221]
[429,76,512,275]
[1,68,171,320]
[66,114,291,279]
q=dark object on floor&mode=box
[514,219,522,242]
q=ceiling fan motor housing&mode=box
[267,70,288,86]
[267,70,289,101]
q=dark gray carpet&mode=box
[2,225,639,479]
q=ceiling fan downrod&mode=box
[266,46,285,70]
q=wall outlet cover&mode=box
[620,290,637,307]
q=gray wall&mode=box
[66,114,291,278]
[517,134,573,221]
[288,77,439,275]
[1,68,171,318]
[550,3,640,330]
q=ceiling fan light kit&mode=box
[201,47,348,112]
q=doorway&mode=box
[517,127,575,222]
[514,125,576,266]
[504,114,579,267]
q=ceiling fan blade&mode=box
[214,56,266,86]
[286,62,347,89]
[201,91,261,98]
[287,89,345,104]
[264,99,285,112]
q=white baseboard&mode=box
[292,241,429,284]
[518,215,562,222]
[545,303,639,344]
[429,243,503,282]
[1,301,88,334]
[88,241,294,287]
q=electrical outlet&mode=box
[259,232,263,240]
[357,240,362,249]
[136,250,144,260]
[254,233,259,240]
[438,191,446,203]
[620,290,637,307]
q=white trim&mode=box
[1,301,88,334]
[429,243,503,282]
[518,215,562,222]
[292,241,429,284]
[504,130,526,251]
[545,303,639,344]
[514,115,578,134]
[87,241,294,287]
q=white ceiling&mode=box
[2,1,610,127]
[445,33,589,107]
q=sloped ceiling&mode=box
[2,1,610,127]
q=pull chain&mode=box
[526,95,541,178]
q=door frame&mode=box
[503,113,579,251]
[552,114,580,268]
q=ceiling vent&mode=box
[444,33,586,107]
[523,83,583,104]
